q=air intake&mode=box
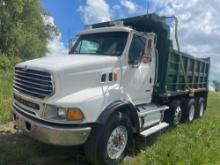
[13,67,54,99]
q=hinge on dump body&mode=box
[189,89,195,96]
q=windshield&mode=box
[69,32,128,56]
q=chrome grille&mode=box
[13,102,36,117]
[14,95,40,110]
[13,67,54,99]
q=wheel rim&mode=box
[199,103,204,117]
[107,125,128,159]
[189,105,195,121]
[174,106,182,125]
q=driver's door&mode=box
[123,33,156,105]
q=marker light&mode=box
[113,72,118,81]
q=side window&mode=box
[128,35,146,65]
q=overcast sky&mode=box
[41,0,220,84]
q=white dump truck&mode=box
[12,14,210,165]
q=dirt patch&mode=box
[0,122,90,165]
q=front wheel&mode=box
[84,112,132,165]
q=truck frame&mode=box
[12,13,210,165]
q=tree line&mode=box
[0,0,57,60]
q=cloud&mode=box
[78,0,111,24]
[119,0,139,13]
[78,0,146,24]
[42,15,68,56]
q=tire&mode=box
[196,97,205,118]
[84,112,132,165]
[165,100,182,127]
[182,98,196,123]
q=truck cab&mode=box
[12,14,210,165]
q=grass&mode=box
[0,70,13,124]
[0,68,220,165]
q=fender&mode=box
[96,100,140,132]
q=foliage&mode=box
[0,54,23,123]
[0,54,22,70]
[0,0,57,59]
[213,80,220,92]
[0,70,13,124]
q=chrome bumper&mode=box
[13,110,91,146]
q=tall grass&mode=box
[0,70,13,124]
[0,55,22,124]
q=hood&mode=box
[17,54,119,72]
[16,54,120,99]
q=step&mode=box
[137,105,169,117]
[140,122,169,137]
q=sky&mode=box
[41,0,220,85]
[41,0,149,46]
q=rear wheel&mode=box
[196,97,205,118]
[182,98,196,122]
[165,100,182,126]
[84,112,132,165]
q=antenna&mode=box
[147,0,150,14]
[68,27,71,42]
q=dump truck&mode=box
[12,13,210,165]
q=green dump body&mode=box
[91,13,210,98]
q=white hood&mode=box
[17,54,118,72]
[16,54,120,99]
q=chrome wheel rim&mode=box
[189,105,195,121]
[174,106,182,125]
[107,126,128,159]
[199,103,204,117]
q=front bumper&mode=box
[13,110,91,146]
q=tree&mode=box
[213,80,220,92]
[0,0,57,59]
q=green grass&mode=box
[0,70,13,124]
[0,55,22,124]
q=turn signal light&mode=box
[66,108,84,121]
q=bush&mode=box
[0,54,23,71]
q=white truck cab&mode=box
[12,14,209,165]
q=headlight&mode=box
[58,108,66,119]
